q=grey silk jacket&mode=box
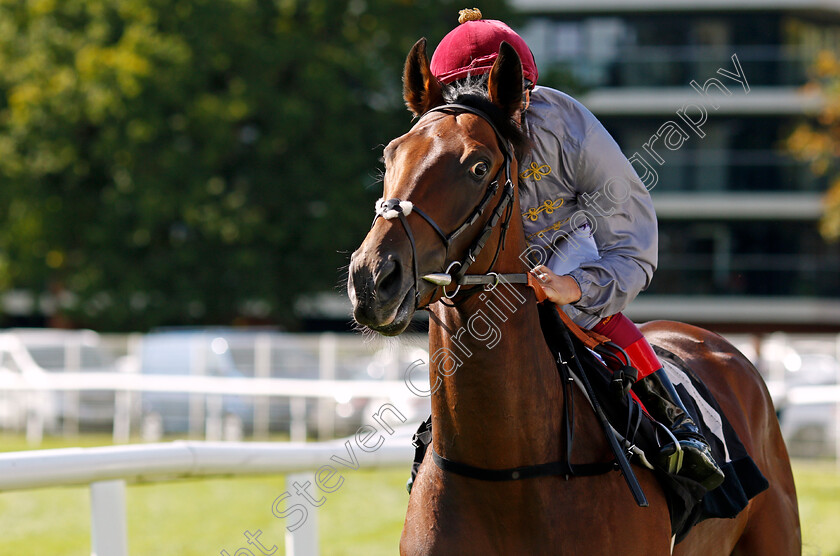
[519,86,658,328]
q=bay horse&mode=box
[347,39,801,555]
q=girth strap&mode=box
[432,448,615,481]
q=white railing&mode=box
[0,331,431,445]
[0,371,415,446]
[3,330,837,437]
[3,362,835,441]
[0,372,409,397]
[1,330,839,555]
[0,439,414,556]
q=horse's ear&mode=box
[403,38,444,117]
[488,42,524,118]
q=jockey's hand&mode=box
[530,265,582,306]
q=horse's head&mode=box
[348,39,527,335]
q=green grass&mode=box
[0,434,407,556]
[0,436,838,555]
[794,459,840,556]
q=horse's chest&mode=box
[401,463,673,555]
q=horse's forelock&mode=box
[441,77,530,161]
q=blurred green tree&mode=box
[786,49,840,242]
[0,0,511,330]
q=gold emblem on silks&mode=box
[522,196,563,222]
[526,216,572,242]
[520,161,552,182]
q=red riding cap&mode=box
[430,9,538,85]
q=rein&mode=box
[372,104,528,307]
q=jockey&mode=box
[428,9,725,491]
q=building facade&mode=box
[514,0,840,330]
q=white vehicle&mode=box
[133,330,254,439]
[780,400,837,458]
[362,345,433,432]
[0,329,118,432]
[778,353,840,458]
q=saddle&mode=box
[408,302,769,543]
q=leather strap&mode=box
[526,274,611,350]
[432,448,615,481]
[458,273,529,286]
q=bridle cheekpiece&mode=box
[372,103,531,307]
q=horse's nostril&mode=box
[376,256,402,298]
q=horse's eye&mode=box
[470,161,489,179]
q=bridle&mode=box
[372,103,531,307]
[373,104,646,501]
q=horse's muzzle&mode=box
[348,249,415,335]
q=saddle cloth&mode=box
[646,345,769,541]
[535,304,769,542]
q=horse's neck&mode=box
[425,169,607,468]
[428,288,565,468]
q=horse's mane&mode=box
[442,76,530,161]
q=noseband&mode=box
[373,104,530,307]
